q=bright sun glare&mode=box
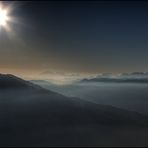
[0,7,8,26]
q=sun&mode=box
[0,7,9,26]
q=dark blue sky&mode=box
[1,1,148,75]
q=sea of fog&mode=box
[1,79,148,146]
[37,82,148,115]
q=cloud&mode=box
[39,69,96,84]
[119,72,148,78]
[37,70,148,84]
[95,72,148,79]
[96,73,115,78]
[80,72,148,83]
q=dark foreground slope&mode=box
[1,74,148,146]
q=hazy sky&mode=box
[1,1,148,80]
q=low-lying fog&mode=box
[1,76,148,146]
[32,81,148,115]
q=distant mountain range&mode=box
[1,74,148,146]
[80,77,148,83]
[78,72,148,83]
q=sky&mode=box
[1,1,148,82]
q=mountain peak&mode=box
[0,74,40,90]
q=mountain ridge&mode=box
[80,77,148,83]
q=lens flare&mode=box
[0,8,8,26]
